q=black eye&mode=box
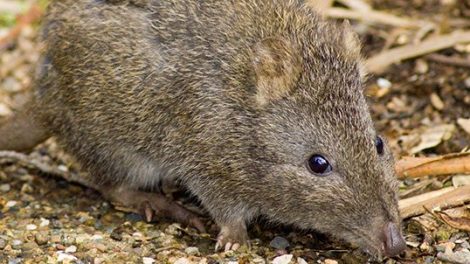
[375,136,384,155]
[307,155,332,175]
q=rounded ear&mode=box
[251,37,301,106]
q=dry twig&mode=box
[0,5,42,51]
[399,185,470,218]
[395,152,470,179]
[0,150,97,188]
[425,54,470,68]
[325,7,425,28]
[366,31,470,74]
[336,0,371,11]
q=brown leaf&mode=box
[410,124,455,154]
[434,210,470,232]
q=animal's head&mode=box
[249,21,406,258]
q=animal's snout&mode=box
[382,222,406,257]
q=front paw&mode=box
[215,222,249,252]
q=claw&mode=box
[143,201,154,222]
[215,241,222,252]
[214,221,249,252]
[232,243,240,251]
[225,242,232,252]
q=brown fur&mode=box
[4,0,404,257]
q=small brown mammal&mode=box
[0,0,406,257]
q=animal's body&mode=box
[0,0,406,257]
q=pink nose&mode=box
[382,222,406,257]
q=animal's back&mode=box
[35,0,325,186]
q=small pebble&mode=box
[40,218,50,227]
[142,257,156,264]
[126,213,144,222]
[272,254,293,264]
[57,165,69,172]
[436,242,456,252]
[437,249,470,263]
[110,230,123,241]
[22,242,38,251]
[430,93,445,110]
[184,246,200,256]
[94,243,107,252]
[424,256,435,264]
[11,240,22,249]
[26,224,37,231]
[7,259,21,264]
[75,234,90,244]
[91,234,104,241]
[377,77,392,89]
[252,257,266,264]
[35,233,48,245]
[56,244,65,250]
[5,201,17,208]
[173,257,191,264]
[297,257,308,264]
[270,236,290,250]
[324,259,339,264]
[132,232,144,241]
[415,59,429,74]
[0,238,7,250]
[2,77,22,92]
[51,219,63,229]
[165,223,182,236]
[0,184,11,192]
[0,104,12,117]
[94,258,105,264]
[50,235,61,243]
[464,77,470,89]
[57,252,78,262]
[65,245,77,253]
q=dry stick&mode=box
[0,150,98,189]
[399,178,434,198]
[366,31,470,74]
[399,185,470,219]
[395,153,470,180]
[425,54,470,68]
[0,5,42,51]
[336,0,371,11]
[325,7,423,28]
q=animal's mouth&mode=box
[381,222,407,257]
[346,221,407,259]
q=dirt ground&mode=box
[0,0,469,263]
